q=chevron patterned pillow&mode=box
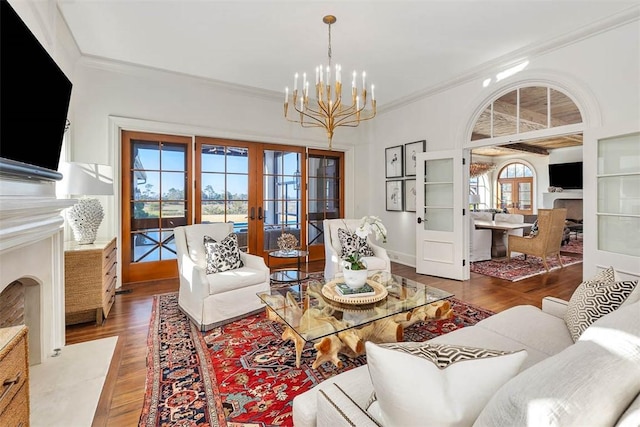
[365,341,527,426]
[565,267,638,342]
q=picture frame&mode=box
[404,140,426,176]
[385,145,404,178]
[386,180,404,211]
[404,179,417,212]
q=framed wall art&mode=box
[385,180,404,211]
[385,145,403,178]
[404,140,425,176]
[404,179,417,212]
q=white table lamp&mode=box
[469,194,481,211]
[59,162,113,244]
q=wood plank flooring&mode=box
[65,258,584,426]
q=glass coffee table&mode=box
[258,271,453,368]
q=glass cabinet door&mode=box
[597,132,640,257]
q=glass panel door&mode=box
[262,147,305,257]
[121,131,191,283]
[307,150,344,261]
[198,142,251,251]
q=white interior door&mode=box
[415,150,466,280]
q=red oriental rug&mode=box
[470,254,582,282]
[139,292,494,427]
[561,235,583,255]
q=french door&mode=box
[415,150,466,280]
[122,132,341,283]
[121,131,192,283]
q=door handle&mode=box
[417,217,422,224]
[250,207,255,220]
[258,207,263,220]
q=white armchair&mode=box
[470,212,492,262]
[174,223,270,331]
[323,218,391,280]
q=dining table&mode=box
[473,220,535,258]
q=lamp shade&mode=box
[58,162,113,244]
[58,162,113,196]
[469,194,481,205]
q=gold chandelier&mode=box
[284,15,376,149]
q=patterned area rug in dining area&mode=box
[138,291,494,426]
[470,253,582,282]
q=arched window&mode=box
[470,174,491,210]
[497,162,533,215]
[472,86,582,141]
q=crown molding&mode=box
[76,55,282,102]
[379,5,640,114]
[75,6,639,113]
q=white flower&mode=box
[356,215,387,243]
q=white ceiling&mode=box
[58,0,638,107]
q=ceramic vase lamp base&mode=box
[67,198,104,244]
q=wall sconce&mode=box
[58,162,113,244]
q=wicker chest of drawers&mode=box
[0,325,29,427]
[64,237,117,325]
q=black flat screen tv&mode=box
[0,0,72,181]
[548,161,583,190]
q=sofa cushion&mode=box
[317,385,379,427]
[337,228,374,259]
[428,323,550,370]
[205,265,267,295]
[204,233,244,273]
[365,341,526,427]
[474,305,574,356]
[475,301,640,427]
[292,365,372,427]
[565,266,637,342]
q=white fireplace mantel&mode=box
[542,191,583,209]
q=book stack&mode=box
[335,282,376,298]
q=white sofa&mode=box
[323,218,390,280]
[293,282,640,426]
[174,223,271,331]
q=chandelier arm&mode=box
[291,109,331,128]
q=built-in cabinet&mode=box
[64,238,117,325]
[0,325,29,426]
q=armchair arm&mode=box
[240,251,269,273]
[369,241,390,262]
[542,296,569,319]
[177,252,210,302]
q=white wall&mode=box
[369,17,639,278]
[16,1,637,280]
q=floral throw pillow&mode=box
[337,228,375,259]
[203,233,243,274]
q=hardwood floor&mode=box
[65,258,584,426]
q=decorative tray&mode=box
[322,279,388,305]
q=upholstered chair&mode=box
[469,212,493,262]
[174,222,270,331]
[323,218,391,280]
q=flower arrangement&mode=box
[344,216,387,270]
[356,215,387,243]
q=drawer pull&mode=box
[0,372,21,402]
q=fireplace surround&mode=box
[0,174,74,365]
